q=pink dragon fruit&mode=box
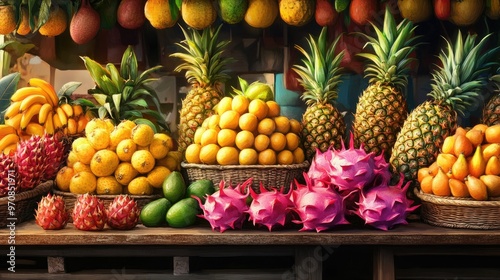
[246,183,294,231]
[195,179,251,233]
[42,133,66,181]
[308,135,391,195]
[15,135,46,190]
[355,175,419,231]
[291,174,349,232]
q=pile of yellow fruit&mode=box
[185,96,305,165]
[55,118,181,196]
[418,124,500,201]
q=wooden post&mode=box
[47,256,65,273]
[373,246,394,280]
[173,256,189,275]
[294,246,322,280]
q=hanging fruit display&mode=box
[279,0,315,26]
[181,0,217,30]
[244,0,279,28]
[144,0,180,29]
[449,0,485,26]
[397,0,433,23]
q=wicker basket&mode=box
[53,189,162,222]
[414,188,500,229]
[181,161,309,192]
[0,180,53,228]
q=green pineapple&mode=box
[170,25,233,154]
[78,46,167,132]
[353,7,420,161]
[293,27,345,160]
[482,73,500,125]
[390,31,499,183]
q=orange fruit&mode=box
[217,96,233,115]
[431,167,451,196]
[449,178,470,198]
[419,175,434,194]
[277,150,294,165]
[201,128,219,146]
[239,112,258,132]
[217,129,237,147]
[239,148,258,165]
[266,101,281,118]
[485,124,500,143]
[274,116,290,134]
[232,95,250,115]
[436,153,457,173]
[270,132,286,152]
[199,144,221,164]
[185,143,202,163]
[289,119,302,134]
[292,147,305,163]
[219,110,240,130]
[465,175,488,201]
[472,123,488,133]
[257,118,276,136]
[453,134,474,157]
[254,134,270,152]
[441,135,455,155]
[235,130,255,150]
[194,127,207,144]
[216,146,239,165]
[248,99,269,120]
[285,132,300,151]
[258,148,276,165]
[465,129,484,147]
[480,174,500,197]
[207,114,220,129]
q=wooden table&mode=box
[2,221,500,279]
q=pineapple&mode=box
[482,74,500,125]
[293,27,346,160]
[79,46,167,132]
[390,31,499,183]
[170,25,233,154]
[353,7,420,161]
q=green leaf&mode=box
[57,81,82,99]
[103,102,114,119]
[98,106,108,119]
[168,0,180,22]
[0,41,35,59]
[112,93,121,113]
[107,63,125,91]
[35,0,51,30]
[0,72,20,101]
[73,98,95,108]
[122,110,143,119]
[127,98,149,108]
[122,85,134,101]
[134,118,158,133]
[82,56,111,90]
[93,93,109,106]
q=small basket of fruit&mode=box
[415,124,500,229]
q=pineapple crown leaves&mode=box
[170,24,235,88]
[231,76,274,101]
[77,45,168,132]
[293,26,345,106]
[429,31,500,116]
[355,6,421,90]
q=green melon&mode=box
[218,0,248,24]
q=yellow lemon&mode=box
[185,143,202,163]
[219,110,240,130]
[200,143,221,164]
[239,148,258,165]
[216,146,239,165]
[258,149,276,165]
[254,134,270,152]
[96,176,123,195]
[239,112,258,132]
[201,128,219,146]
[277,150,294,165]
[257,118,276,136]
[131,150,156,174]
[217,96,233,115]
[147,166,171,188]
[116,139,137,162]
[217,129,237,147]
[69,171,97,194]
[248,99,269,120]
[194,126,207,144]
[114,162,139,185]
[232,95,250,115]
[235,130,255,150]
[131,124,155,147]
[127,176,153,195]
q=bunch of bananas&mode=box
[3,78,89,137]
[0,124,19,154]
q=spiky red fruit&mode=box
[72,193,107,231]
[246,183,294,231]
[0,152,16,197]
[35,194,69,230]
[42,133,66,181]
[15,135,45,190]
[195,179,251,233]
[106,195,140,230]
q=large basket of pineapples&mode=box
[0,180,53,228]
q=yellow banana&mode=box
[53,111,63,131]
[28,78,59,107]
[25,123,45,136]
[3,101,22,120]
[20,103,42,130]
[44,111,55,135]
[67,118,77,135]
[60,103,74,118]
[0,124,17,138]
[19,94,47,113]
[0,134,19,152]
[38,103,53,125]
[11,86,43,102]
[2,143,17,154]
[55,107,68,127]
[72,104,83,117]
[4,114,22,130]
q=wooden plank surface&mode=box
[2,221,500,246]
